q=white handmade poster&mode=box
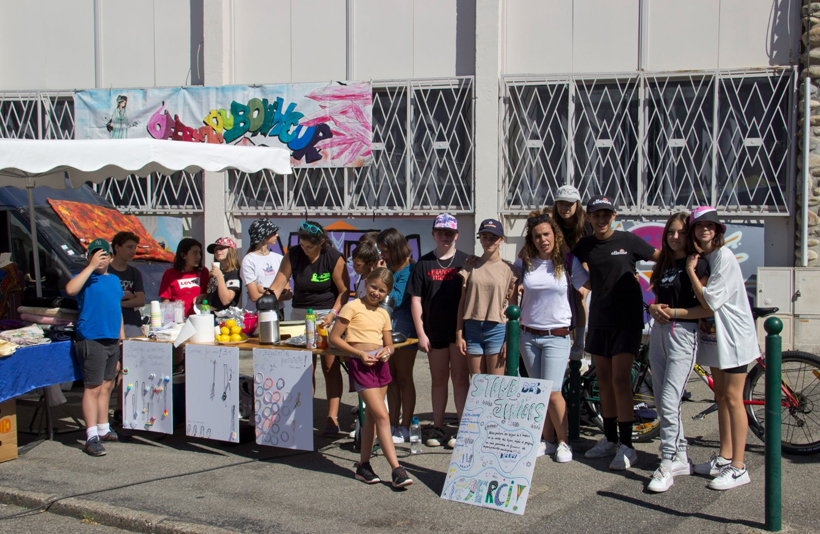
[185,344,240,443]
[121,341,173,434]
[253,348,313,451]
[440,375,551,515]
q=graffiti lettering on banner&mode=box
[73,82,373,168]
[441,375,551,515]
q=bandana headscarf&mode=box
[248,219,279,250]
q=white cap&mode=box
[555,185,581,203]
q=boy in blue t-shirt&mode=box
[66,238,124,456]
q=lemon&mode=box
[220,326,230,335]
[230,326,242,335]
[217,334,229,342]
[225,319,237,328]
[230,333,242,342]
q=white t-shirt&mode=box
[697,246,759,369]
[355,275,368,298]
[515,257,589,330]
[241,251,284,312]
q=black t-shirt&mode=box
[205,269,242,311]
[406,249,468,341]
[558,220,594,249]
[289,246,343,309]
[108,264,144,336]
[572,231,656,329]
[655,257,709,321]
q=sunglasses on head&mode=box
[300,222,323,235]
[526,213,551,227]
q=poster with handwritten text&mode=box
[121,341,173,434]
[185,344,240,443]
[441,375,551,515]
[253,349,313,451]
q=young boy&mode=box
[571,196,659,470]
[66,238,125,456]
[352,240,380,298]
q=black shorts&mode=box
[586,328,642,358]
[429,338,455,350]
[76,338,120,386]
[722,364,748,374]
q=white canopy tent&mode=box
[0,138,292,296]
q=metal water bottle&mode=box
[257,290,279,344]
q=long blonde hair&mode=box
[221,247,240,272]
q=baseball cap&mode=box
[87,238,111,255]
[688,206,726,234]
[586,195,616,213]
[477,218,504,238]
[433,213,458,232]
[207,236,238,254]
[555,185,581,203]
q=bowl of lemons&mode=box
[216,319,249,344]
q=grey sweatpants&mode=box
[649,321,697,460]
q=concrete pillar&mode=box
[473,0,502,255]
[202,0,235,249]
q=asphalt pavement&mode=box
[0,352,817,534]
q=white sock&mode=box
[86,426,99,442]
[97,423,110,436]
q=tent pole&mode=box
[26,179,42,297]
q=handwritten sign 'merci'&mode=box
[441,375,551,515]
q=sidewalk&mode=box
[0,352,817,534]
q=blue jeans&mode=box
[519,330,571,392]
[464,320,506,355]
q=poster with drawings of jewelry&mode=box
[253,348,313,451]
[185,344,240,443]
[121,341,173,434]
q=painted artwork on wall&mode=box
[74,82,373,168]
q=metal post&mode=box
[505,306,520,377]
[567,359,582,441]
[802,75,811,267]
[764,317,783,532]
[26,179,42,297]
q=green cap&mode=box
[87,238,111,256]
[307,309,313,314]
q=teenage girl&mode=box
[572,196,659,470]
[516,209,589,463]
[159,238,209,317]
[376,228,417,444]
[408,213,469,449]
[330,268,413,488]
[645,212,710,493]
[686,207,757,491]
[456,219,520,376]
[202,237,242,311]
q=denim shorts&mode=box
[464,320,506,356]
[392,307,418,349]
[519,330,571,392]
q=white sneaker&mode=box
[391,426,404,444]
[693,452,732,477]
[609,444,638,470]
[537,441,547,457]
[446,435,457,448]
[670,455,693,476]
[585,437,618,459]
[648,466,674,493]
[707,465,750,490]
[555,442,573,463]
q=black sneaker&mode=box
[99,430,119,442]
[355,462,380,484]
[391,466,413,488]
[83,437,106,457]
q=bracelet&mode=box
[386,347,393,355]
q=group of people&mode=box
[68,197,757,493]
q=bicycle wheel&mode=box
[744,351,820,455]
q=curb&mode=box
[0,485,238,534]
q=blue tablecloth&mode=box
[0,341,81,403]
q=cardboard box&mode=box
[0,399,18,463]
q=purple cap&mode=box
[433,213,458,232]
[688,206,726,233]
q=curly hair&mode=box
[518,208,567,280]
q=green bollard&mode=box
[764,317,783,532]
[567,359,582,441]
[505,306,521,377]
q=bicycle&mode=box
[690,306,820,455]
[561,341,660,443]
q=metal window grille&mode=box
[501,68,796,216]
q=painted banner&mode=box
[74,82,373,168]
[441,375,551,515]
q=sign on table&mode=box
[441,375,551,515]
[253,349,313,451]
[121,341,173,434]
[185,345,240,443]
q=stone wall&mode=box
[800,1,820,266]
